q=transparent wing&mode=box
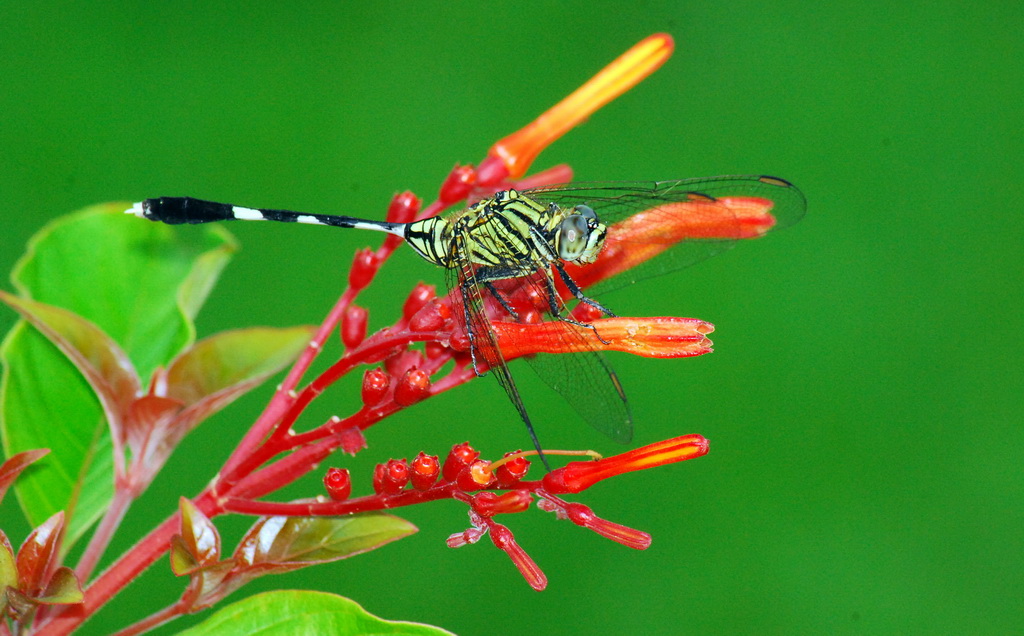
[446,233,549,457]
[489,272,634,444]
[522,175,806,294]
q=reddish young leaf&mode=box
[235,514,416,573]
[16,511,65,596]
[0,291,141,424]
[32,566,84,605]
[178,498,221,568]
[0,448,49,503]
[160,326,314,432]
[0,529,16,594]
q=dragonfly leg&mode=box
[458,279,487,377]
[554,262,617,318]
[543,269,612,345]
[483,281,520,321]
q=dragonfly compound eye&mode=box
[556,214,592,261]
[574,204,597,220]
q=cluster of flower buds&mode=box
[319,435,708,590]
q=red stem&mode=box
[74,485,135,583]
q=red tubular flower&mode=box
[489,523,547,592]
[472,490,532,517]
[561,502,651,550]
[492,316,714,360]
[542,434,709,494]
[564,195,779,290]
[489,34,674,178]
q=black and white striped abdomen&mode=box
[127,197,405,235]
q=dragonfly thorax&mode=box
[402,188,608,272]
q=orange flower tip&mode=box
[489,33,675,178]
[541,434,709,493]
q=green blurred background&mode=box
[2,2,1021,634]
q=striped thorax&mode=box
[402,188,608,274]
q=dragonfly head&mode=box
[555,204,607,264]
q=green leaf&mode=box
[0,292,140,426]
[1,204,236,548]
[235,514,417,573]
[178,590,454,636]
[163,326,315,431]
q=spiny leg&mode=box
[542,269,612,345]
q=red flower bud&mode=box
[409,303,446,333]
[475,155,511,189]
[338,427,367,456]
[456,459,496,491]
[372,463,386,495]
[442,442,479,482]
[439,164,477,205]
[348,248,377,290]
[386,191,420,224]
[361,368,390,406]
[323,467,352,501]
[446,526,485,548]
[341,305,368,349]
[403,282,436,320]
[380,459,409,494]
[393,368,430,406]
[410,452,440,490]
[424,340,448,359]
[495,451,531,488]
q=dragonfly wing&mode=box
[523,175,806,295]
[447,234,548,457]
[489,271,633,444]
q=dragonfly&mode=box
[128,175,805,461]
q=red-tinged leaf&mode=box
[16,511,64,596]
[5,587,35,622]
[177,590,455,636]
[178,498,221,567]
[493,316,715,360]
[160,326,315,434]
[33,566,83,605]
[170,534,201,577]
[181,560,236,610]
[0,529,16,592]
[122,394,184,468]
[0,448,49,503]
[2,205,236,551]
[235,514,417,574]
[0,291,141,425]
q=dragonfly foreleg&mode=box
[483,281,520,321]
[543,269,612,346]
[553,262,617,318]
